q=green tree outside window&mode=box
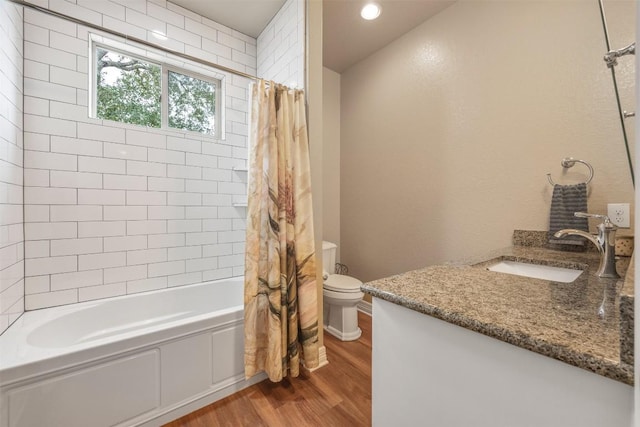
[95,47,218,135]
[169,71,216,135]
[96,48,161,128]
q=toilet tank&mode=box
[322,241,337,275]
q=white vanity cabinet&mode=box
[372,298,633,427]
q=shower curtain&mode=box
[244,80,319,382]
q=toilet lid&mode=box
[324,274,363,293]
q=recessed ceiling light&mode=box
[361,2,382,20]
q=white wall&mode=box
[322,67,340,259]
[22,0,255,310]
[257,0,305,88]
[0,1,24,334]
[340,1,636,282]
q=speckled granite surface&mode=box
[620,254,634,366]
[362,244,633,385]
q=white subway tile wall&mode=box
[257,0,305,89]
[0,1,24,334]
[21,0,258,310]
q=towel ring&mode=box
[546,158,594,186]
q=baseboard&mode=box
[358,300,372,316]
[136,372,267,426]
[306,345,329,372]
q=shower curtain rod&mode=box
[7,0,260,82]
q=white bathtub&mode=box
[0,277,266,427]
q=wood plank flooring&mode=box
[163,312,372,427]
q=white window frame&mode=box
[163,65,221,137]
[90,36,223,139]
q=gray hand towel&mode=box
[548,183,589,246]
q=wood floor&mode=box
[163,312,372,427]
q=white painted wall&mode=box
[257,0,305,88]
[340,1,636,282]
[0,0,24,334]
[21,0,255,310]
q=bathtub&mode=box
[0,277,266,427]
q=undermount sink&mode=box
[486,260,584,283]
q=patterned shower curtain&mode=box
[244,80,319,382]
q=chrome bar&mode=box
[6,0,259,82]
[603,42,636,68]
[597,0,634,187]
[546,157,594,186]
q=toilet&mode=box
[322,241,364,341]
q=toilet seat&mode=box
[323,274,362,293]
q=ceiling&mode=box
[170,0,455,73]
[323,0,455,72]
[169,0,287,38]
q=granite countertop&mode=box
[362,243,633,385]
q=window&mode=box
[168,70,217,135]
[96,48,161,128]
[94,44,221,137]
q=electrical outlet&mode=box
[607,203,630,228]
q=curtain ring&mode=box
[547,157,594,186]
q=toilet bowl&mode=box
[322,241,364,341]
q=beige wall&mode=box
[306,0,324,348]
[323,67,341,261]
[340,0,636,282]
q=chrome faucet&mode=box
[554,212,620,279]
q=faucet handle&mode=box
[574,212,617,229]
[574,212,607,219]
